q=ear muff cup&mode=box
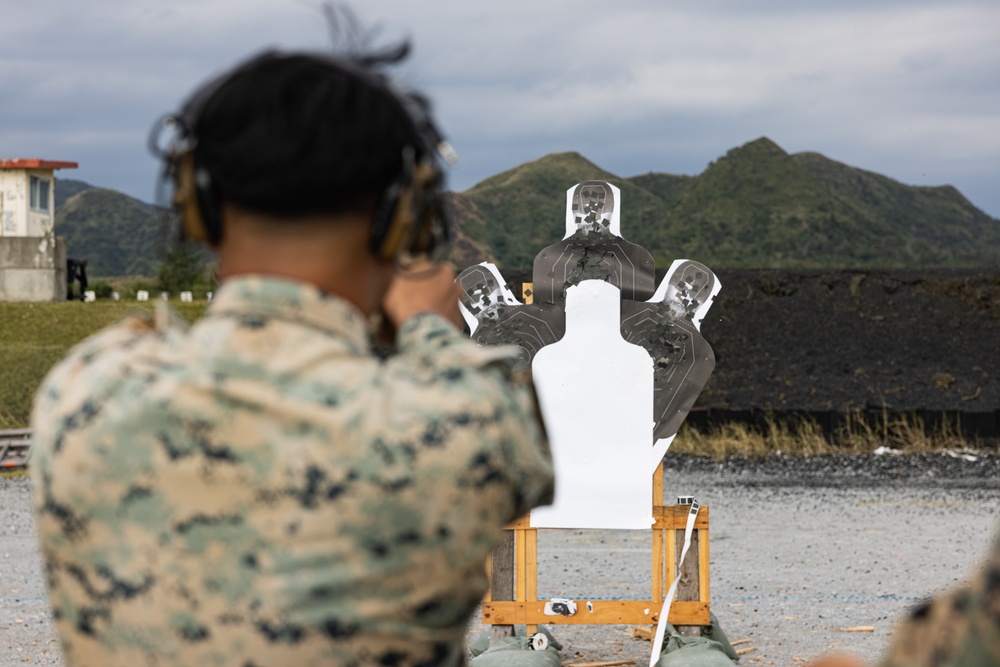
[369,158,447,264]
[172,151,223,245]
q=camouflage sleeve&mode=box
[880,530,1000,667]
[32,310,161,424]
[395,312,555,517]
[30,307,188,518]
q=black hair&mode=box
[182,48,429,219]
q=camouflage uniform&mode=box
[31,276,554,667]
[880,532,1000,667]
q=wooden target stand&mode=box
[482,461,710,636]
[480,277,711,638]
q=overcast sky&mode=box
[2,0,998,217]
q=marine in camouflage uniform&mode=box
[32,278,552,666]
[879,532,1000,667]
[31,38,554,667]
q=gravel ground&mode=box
[0,476,61,667]
[3,452,999,667]
[466,452,1000,666]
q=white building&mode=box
[0,158,78,301]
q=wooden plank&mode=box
[675,528,700,636]
[525,528,538,635]
[653,505,710,530]
[652,526,664,602]
[515,528,527,606]
[665,525,676,593]
[488,531,515,640]
[698,527,710,613]
[482,600,710,626]
[653,461,664,506]
[509,505,710,531]
[484,553,492,602]
[525,529,538,601]
[652,463,665,601]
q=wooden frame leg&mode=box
[675,528,701,636]
[489,531,515,641]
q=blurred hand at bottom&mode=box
[805,653,868,667]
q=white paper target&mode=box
[529,280,655,529]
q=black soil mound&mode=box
[698,270,1000,417]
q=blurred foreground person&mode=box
[808,531,1000,667]
[30,35,553,667]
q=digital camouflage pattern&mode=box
[31,276,554,667]
[880,531,1000,667]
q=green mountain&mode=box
[51,139,1000,276]
[459,152,668,269]
[56,187,170,277]
[52,182,491,278]
[458,138,1000,270]
[53,178,95,210]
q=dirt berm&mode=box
[499,268,1000,433]
[696,269,1000,421]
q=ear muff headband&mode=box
[155,50,454,261]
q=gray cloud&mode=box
[1,0,997,217]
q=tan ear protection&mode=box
[171,151,218,244]
[369,152,449,265]
[151,51,454,264]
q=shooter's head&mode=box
[152,47,453,265]
[571,180,615,234]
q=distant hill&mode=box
[51,139,1000,276]
[53,178,95,210]
[457,138,1000,270]
[458,152,667,269]
[56,186,170,277]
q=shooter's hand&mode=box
[382,263,464,331]
[804,654,867,667]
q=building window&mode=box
[30,175,51,212]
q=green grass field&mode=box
[0,300,207,428]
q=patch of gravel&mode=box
[0,477,62,667]
[468,451,1000,665]
[4,453,1000,667]
[667,450,1000,488]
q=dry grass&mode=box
[834,409,971,453]
[670,410,981,460]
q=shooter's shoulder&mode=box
[32,305,189,424]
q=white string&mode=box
[649,502,700,667]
